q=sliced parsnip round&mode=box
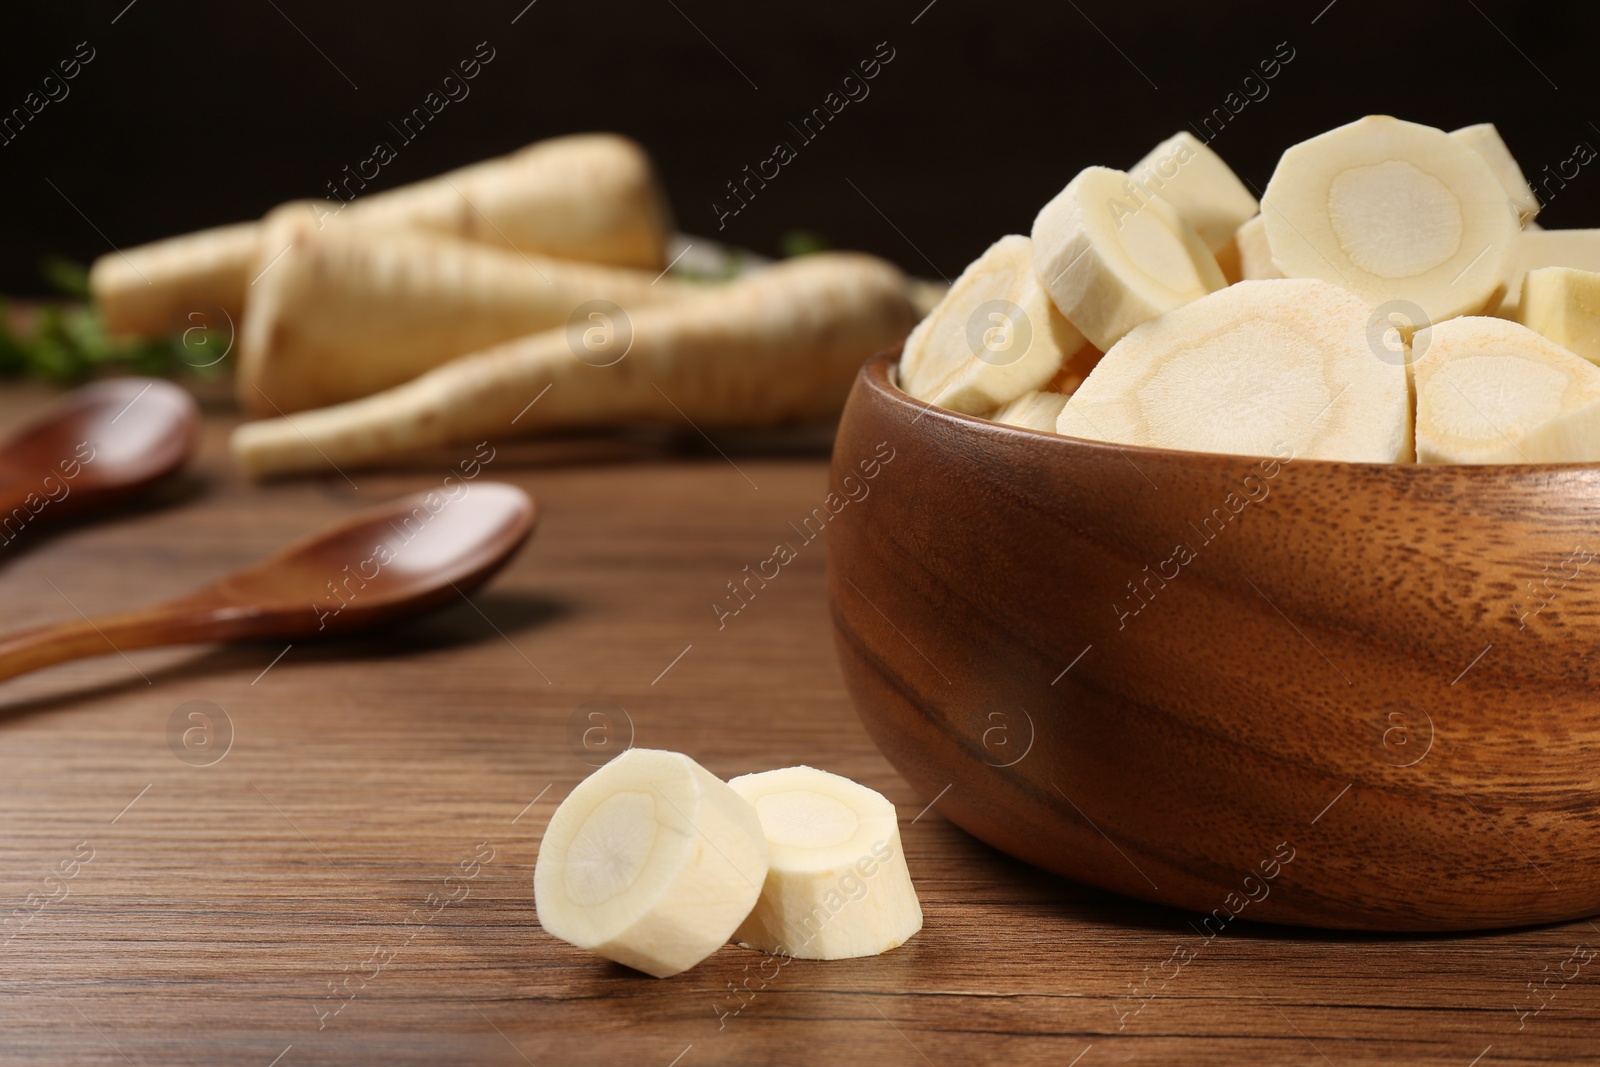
[993,390,1070,432]
[1057,278,1410,462]
[1450,123,1540,226]
[1518,266,1600,364]
[533,748,770,978]
[1032,166,1226,352]
[1261,115,1517,324]
[1130,132,1259,253]
[1495,228,1600,319]
[1234,214,1283,280]
[1413,316,1600,464]
[898,235,1082,415]
[729,767,922,961]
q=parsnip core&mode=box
[564,790,657,906]
[1328,161,1462,278]
[755,790,860,849]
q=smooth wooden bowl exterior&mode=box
[828,349,1600,931]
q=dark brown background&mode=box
[2,0,1598,292]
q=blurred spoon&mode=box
[0,482,536,684]
[0,377,197,536]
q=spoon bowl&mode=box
[0,378,198,525]
[0,483,536,682]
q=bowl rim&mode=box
[863,345,1600,478]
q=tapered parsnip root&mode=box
[1058,278,1411,462]
[347,133,671,268]
[90,222,261,339]
[898,235,1082,415]
[1130,132,1259,253]
[1518,267,1600,364]
[231,253,913,477]
[1032,166,1225,351]
[728,767,921,960]
[1261,116,1517,324]
[533,749,770,978]
[238,213,688,415]
[1412,316,1600,463]
[92,133,672,337]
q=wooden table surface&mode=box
[1,383,1596,1066]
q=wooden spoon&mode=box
[0,482,536,684]
[0,378,198,531]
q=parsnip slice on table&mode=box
[533,749,769,978]
[1518,267,1600,364]
[92,133,671,337]
[1033,166,1226,351]
[231,253,913,478]
[1057,278,1411,462]
[1261,115,1518,324]
[729,767,922,960]
[898,235,1081,415]
[1412,316,1600,463]
[238,214,686,415]
[1130,132,1259,254]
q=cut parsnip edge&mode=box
[533,749,769,978]
[1234,215,1283,280]
[238,212,687,415]
[1450,123,1540,226]
[729,767,921,960]
[1033,166,1226,351]
[92,133,672,337]
[1057,278,1411,462]
[993,391,1069,432]
[1130,132,1259,254]
[899,235,1081,416]
[1495,229,1600,319]
[1261,115,1517,324]
[1413,316,1600,463]
[1518,267,1600,365]
[230,253,914,478]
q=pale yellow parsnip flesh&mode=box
[532,748,770,979]
[898,234,1080,416]
[1032,165,1226,351]
[1517,266,1600,364]
[729,766,922,961]
[1450,123,1540,224]
[1129,131,1258,253]
[1412,315,1600,463]
[1058,278,1410,462]
[1327,161,1462,279]
[1261,115,1516,324]
[993,390,1070,432]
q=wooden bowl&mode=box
[827,348,1600,931]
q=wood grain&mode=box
[0,381,1596,1065]
[832,351,1600,932]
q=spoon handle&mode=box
[0,605,221,684]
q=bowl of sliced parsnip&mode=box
[827,115,1600,931]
